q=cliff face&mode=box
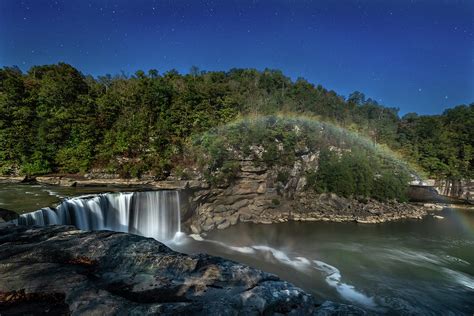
[0,226,364,315]
[184,152,426,234]
[411,179,474,204]
[432,179,474,203]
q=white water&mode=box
[313,259,377,309]
[186,234,378,310]
[443,268,474,290]
[19,190,182,242]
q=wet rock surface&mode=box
[0,225,365,315]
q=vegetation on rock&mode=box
[191,116,412,201]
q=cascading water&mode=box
[19,191,182,242]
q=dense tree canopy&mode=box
[0,63,472,183]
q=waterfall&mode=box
[18,191,182,242]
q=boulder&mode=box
[0,208,18,229]
[0,208,18,222]
[240,161,267,173]
[232,181,261,195]
[214,205,227,213]
[257,182,266,193]
[229,199,249,211]
[216,219,231,230]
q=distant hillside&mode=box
[0,63,472,181]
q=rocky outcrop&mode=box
[185,153,430,233]
[0,208,18,223]
[414,179,474,204]
[407,185,443,203]
[33,176,207,190]
[433,179,474,204]
[0,176,26,184]
[293,192,427,223]
[188,185,429,233]
[0,226,364,315]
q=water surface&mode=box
[0,183,143,213]
[171,208,474,315]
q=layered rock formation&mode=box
[184,156,428,233]
[0,226,364,315]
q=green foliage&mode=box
[372,171,410,202]
[55,140,93,173]
[398,105,474,180]
[307,148,409,201]
[309,149,355,197]
[0,62,471,192]
[272,198,281,206]
[276,170,290,184]
[20,160,51,176]
[207,160,240,186]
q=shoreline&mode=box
[0,175,202,190]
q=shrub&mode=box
[276,170,290,183]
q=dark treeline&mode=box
[0,63,472,180]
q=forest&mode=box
[0,63,472,185]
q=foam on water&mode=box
[196,237,376,309]
[200,238,257,254]
[313,260,377,309]
[229,246,256,254]
[189,234,204,241]
[44,189,65,199]
[170,231,187,245]
[252,245,311,270]
[443,268,474,290]
[384,249,442,266]
[444,255,471,266]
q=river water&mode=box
[2,184,473,314]
[173,211,474,315]
[0,183,143,213]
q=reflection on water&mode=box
[170,208,474,314]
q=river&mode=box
[2,184,473,314]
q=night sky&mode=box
[1,0,473,115]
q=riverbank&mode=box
[0,175,202,190]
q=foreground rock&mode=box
[0,208,18,223]
[0,226,364,315]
